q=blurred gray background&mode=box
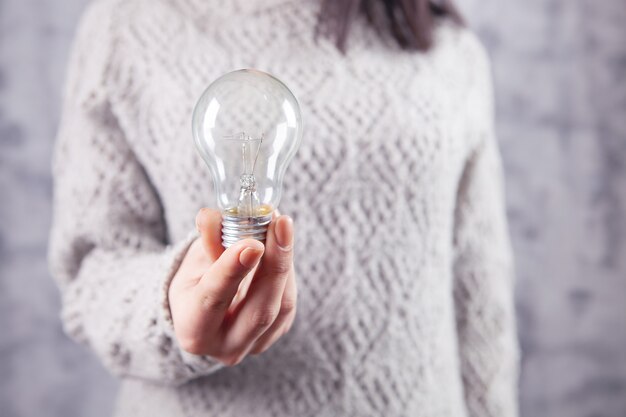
[1,0,625,416]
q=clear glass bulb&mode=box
[192,69,302,246]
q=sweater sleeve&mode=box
[48,0,223,387]
[451,35,520,417]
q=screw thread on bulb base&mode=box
[221,213,273,248]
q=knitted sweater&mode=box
[48,0,519,416]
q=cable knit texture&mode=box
[48,0,519,415]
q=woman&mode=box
[49,0,519,415]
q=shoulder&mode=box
[432,21,493,81]
[457,27,494,96]
[75,0,179,41]
[411,21,495,114]
[75,0,126,39]
[428,22,497,148]
[67,0,178,95]
[63,0,126,106]
[434,22,495,108]
[69,0,130,74]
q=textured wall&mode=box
[0,1,625,417]
[0,2,118,417]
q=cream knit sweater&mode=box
[49,0,519,416]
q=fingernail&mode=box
[275,216,293,250]
[239,246,264,269]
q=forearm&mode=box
[454,254,520,417]
[54,230,224,386]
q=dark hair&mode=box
[317,0,464,52]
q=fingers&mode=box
[196,208,224,263]
[220,215,294,358]
[249,266,297,355]
[192,239,265,342]
[182,210,296,363]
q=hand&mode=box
[168,208,297,366]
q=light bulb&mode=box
[192,69,303,247]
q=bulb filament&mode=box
[223,132,264,217]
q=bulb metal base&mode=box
[221,213,273,248]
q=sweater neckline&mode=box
[177,0,301,17]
